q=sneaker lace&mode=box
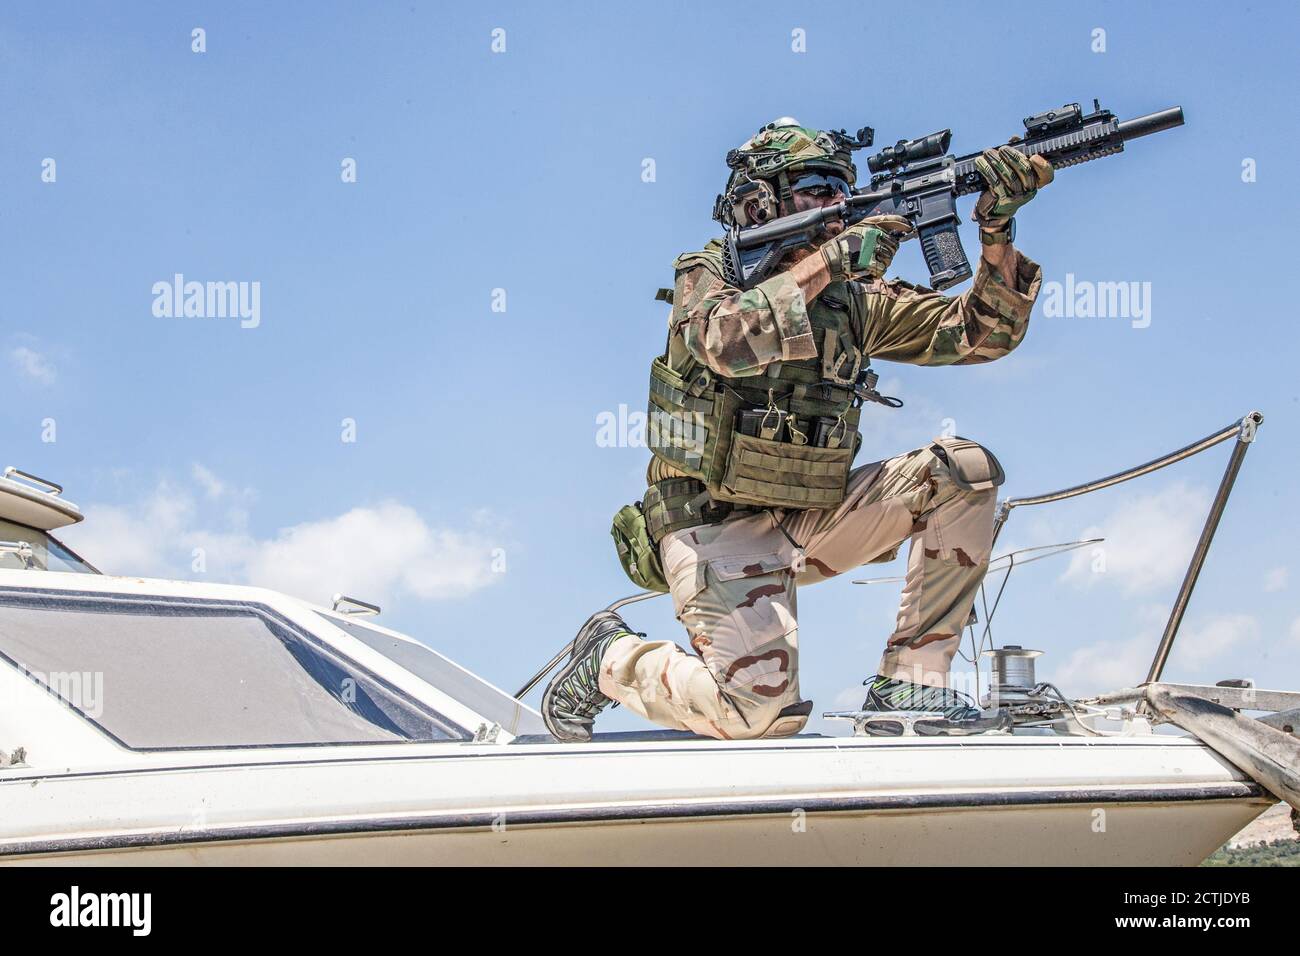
[868,676,976,717]
[554,638,614,719]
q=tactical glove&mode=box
[972,142,1054,229]
[821,214,914,282]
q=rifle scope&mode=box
[866,130,952,174]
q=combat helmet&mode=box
[713,118,874,228]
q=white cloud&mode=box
[9,346,56,385]
[1048,609,1259,697]
[58,467,503,607]
[1173,613,1258,667]
[1050,635,1153,696]
[1263,566,1289,592]
[244,503,499,604]
[191,463,226,499]
[1060,482,1210,595]
[65,479,198,577]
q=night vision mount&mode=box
[828,125,875,151]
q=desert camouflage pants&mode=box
[598,440,998,740]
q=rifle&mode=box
[724,100,1185,292]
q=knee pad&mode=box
[724,699,808,740]
[930,436,1005,492]
[761,700,813,738]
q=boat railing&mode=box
[992,410,1262,684]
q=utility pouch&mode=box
[931,436,1006,492]
[719,431,854,509]
[736,407,785,442]
[647,355,737,483]
[641,477,727,544]
[811,415,855,450]
[610,502,669,593]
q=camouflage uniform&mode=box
[600,242,1042,739]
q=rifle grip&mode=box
[918,222,972,291]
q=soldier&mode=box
[544,118,1052,742]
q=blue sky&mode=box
[3,1,1298,730]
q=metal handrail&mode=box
[992,411,1263,685]
[331,594,382,616]
[515,590,663,700]
[1146,412,1261,682]
[2,467,63,496]
[992,412,1261,544]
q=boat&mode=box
[1,414,1297,866]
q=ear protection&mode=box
[723,178,779,228]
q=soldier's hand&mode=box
[821,214,914,281]
[972,142,1053,227]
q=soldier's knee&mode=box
[930,436,1005,495]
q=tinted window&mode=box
[0,590,468,748]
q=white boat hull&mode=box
[1,734,1271,866]
[9,800,1267,867]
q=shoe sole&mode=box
[543,621,623,742]
[541,649,599,743]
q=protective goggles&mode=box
[790,173,852,200]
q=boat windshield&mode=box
[319,612,547,737]
[0,590,471,749]
[0,521,98,574]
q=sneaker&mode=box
[542,611,636,743]
[861,674,982,721]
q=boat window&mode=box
[43,534,100,574]
[0,590,470,748]
[0,521,98,574]
[319,613,548,737]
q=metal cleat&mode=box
[824,710,947,737]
